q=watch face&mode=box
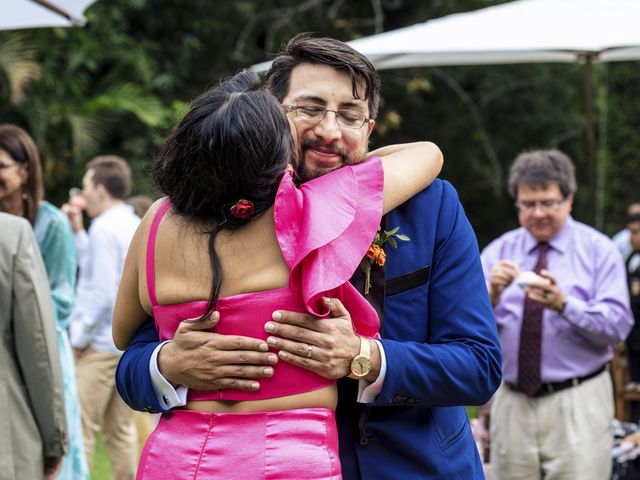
[351,356,372,377]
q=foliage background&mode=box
[1,0,639,246]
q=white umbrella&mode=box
[252,0,640,72]
[3,0,96,30]
[347,0,640,226]
[346,0,640,69]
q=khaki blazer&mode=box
[0,213,66,479]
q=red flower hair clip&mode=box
[230,199,254,219]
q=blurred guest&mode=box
[0,212,67,479]
[69,155,139,479]
[613,203,640,261]
[625,212,640,390]
[67,188,156,458]
[0,124,88,479]
[61,187,86,233]
[481,149,632,480]
[126,194,154,218]
[62,188,90,286]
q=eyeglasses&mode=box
[515,199,565,212]
[282,104,370,129]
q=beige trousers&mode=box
[134,412,156,456]
[490,370,613,480]
[76,348,137,479]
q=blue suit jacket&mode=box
[116,179,502,479]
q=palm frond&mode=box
[68,114,107,163]
[83,83,167,127]
[0,34,41,103]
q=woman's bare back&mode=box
[139,204,289,314]
[137,201,337,413]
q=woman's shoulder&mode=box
[143,197,169,219]
[38,200,64,221]
[135,197,169,231]
[36,201,72,234]
[276,157,383,207]
[302,156,382,190]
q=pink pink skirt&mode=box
[137,407,342,479]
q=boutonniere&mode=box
[360,226,410,295]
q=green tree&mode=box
[1,0,637,240]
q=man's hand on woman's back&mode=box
[158,311,278,391]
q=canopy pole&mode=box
[584,55,598,227]
[30,0,83,25]
[595,64,609,232]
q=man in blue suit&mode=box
[116,34,501,479]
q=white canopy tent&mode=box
[3,0,95,30]
[345,0,640,226]
[354,0,640,227]
[252,0,640,73]
[346,0,640,69]
[252,0,640,226]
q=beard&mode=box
[293,137,367,184]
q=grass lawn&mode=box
[90,433,111,480]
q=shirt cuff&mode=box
[149,341,188,410]
[560,296,587,327]
[559,295,616,344]
[357,339,386,404]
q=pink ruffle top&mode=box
[147,157,383,401]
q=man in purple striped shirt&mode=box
[481,149,632,480]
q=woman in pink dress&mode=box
[113,70,442,479]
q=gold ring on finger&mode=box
[306,344,313,359]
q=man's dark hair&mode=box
[266,33,381,119]
[508,149,577,199]
[153,69,293,319]
[86,155,132,200]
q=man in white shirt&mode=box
[69,156,140,479]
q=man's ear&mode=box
[95,183,110,200]
[566,193,575,211]
[366,119,375,136]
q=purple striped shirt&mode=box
[481,217,632,383]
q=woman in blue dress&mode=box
[0,124,89,480]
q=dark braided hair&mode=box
[153,70,293,319]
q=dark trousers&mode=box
[627,343,640,383]
[627,343,640,423]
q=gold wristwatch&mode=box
[348,336,372,379]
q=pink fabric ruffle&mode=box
[274,157,384,338]
[151,157,384,402]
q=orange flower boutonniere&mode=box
[360,226,410,295]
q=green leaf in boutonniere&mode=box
[360,226,410,295]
